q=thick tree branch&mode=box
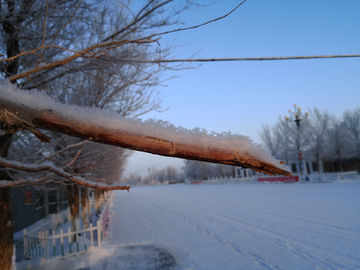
[0,94,291,176]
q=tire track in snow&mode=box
[182,198,360,269]
[201,197,360,236]
[161,198,321,267]
[149,194,360,270]
[144,212,157,240]
[148,200,282,270]
[192,197,360,250]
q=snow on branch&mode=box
[0,157,130,191]
[0,80,291,176]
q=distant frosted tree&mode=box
[305,108,331,174]
[343,108,360,158]
[259,124,281,157]
[325,118,353,172]
[183,160,233,180]
[275,118,292,165]
[166,166,179,181]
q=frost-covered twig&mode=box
[0,158,130,191]
[8,39,157,83]
[38,140,89,164]
[140,0,247,42]
[64,148,83,167]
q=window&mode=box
[312,162,318,172]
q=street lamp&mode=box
[285,104,308,180]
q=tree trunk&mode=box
[0,124,14,269]
[0,187,13,270]
[331,161,336,172]
[0,3,21,266]
[66,184,80,242]
[81,187,89,229]
[316,156,321,180]
[338,155,344,173]
[339,160,343,173]
[95,190,101,217]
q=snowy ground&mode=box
[18,181,360,270]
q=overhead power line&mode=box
[122,54,360,63]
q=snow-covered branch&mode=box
[0,81,291,176]
[0,157,130,191]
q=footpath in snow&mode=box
[18,181,360,270]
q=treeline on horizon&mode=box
[259,107,360,173]
[123,160,237,186]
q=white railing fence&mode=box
[23,220,102,259]
[23,191,113,260]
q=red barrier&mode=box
[101,204,110,237]
[258,176,299,183]
[190,181,202,185]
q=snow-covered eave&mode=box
[0,81,291,176]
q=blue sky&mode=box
[124,0,360,177]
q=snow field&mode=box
[17,181,360,270]
[111,181,360,270]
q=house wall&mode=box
[11,187,46,233]
[11,186,68,233]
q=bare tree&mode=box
[0,1,209,267]
[325,118,353,172]
[260,114,309,169]
[259,124,281,157]
[166,166,179,181]
[0,1,296,267]
[259,106,360,175]
[275,118,292,165]
[305,108,331,175]
[343,108,360,159]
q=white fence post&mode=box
[45,230,49,259]
[90,223,94,247]
[97,220,101,247]
[83,228,87,251]
[38,231,41,257]
[23,229,27,258]
[68,227,72,254]
[30,234,33,258]
[41,231,45,258]
[60,229,64,257]
[52,230,56,258]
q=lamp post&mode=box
[285,104,308,180]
